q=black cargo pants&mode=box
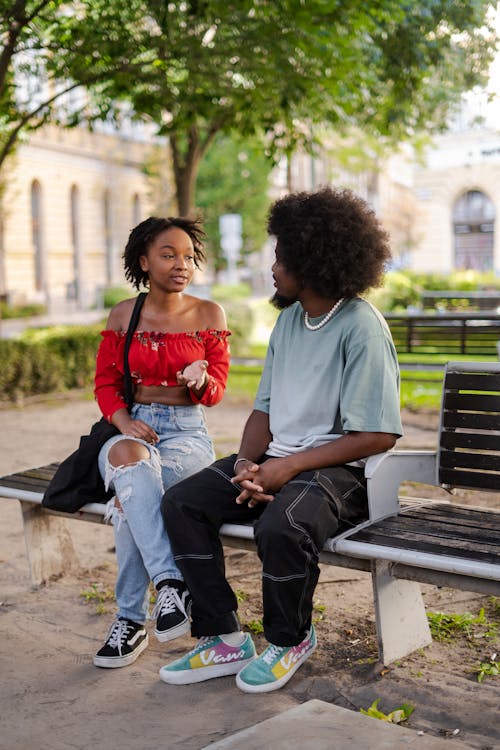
[161,454,367,647]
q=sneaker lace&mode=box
[152,585,183,620]
[189,636,217,655]
[106,619,132,651]
[262,644,285,665]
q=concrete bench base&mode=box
[201,699,473,750]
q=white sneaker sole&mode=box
[154,616,190,643]
[235,643,316,693]
[93,634,149,668]
[159,655,256,685]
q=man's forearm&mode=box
[236,409,272,463]
[282,431,398,476]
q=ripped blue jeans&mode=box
[98,403,215,624]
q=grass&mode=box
[227,362,444,410]
[80,583,115,615]
[227,353,498,412]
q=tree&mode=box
[0,0,129,173]
[2,1,496,218]
[195,132,272,273]
[59,0,496,215]
[0,0,152,294]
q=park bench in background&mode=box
[385,311,500,357]
[421,289,500,312]
[1,361,499,666]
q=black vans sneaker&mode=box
[93,618,148,668]
[153,581,192,643]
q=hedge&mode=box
[0,305,251,402]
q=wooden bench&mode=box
[1,361,499,666]
[385,312,500,356]
[421,290,500,312]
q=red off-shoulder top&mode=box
[94,329,231,422]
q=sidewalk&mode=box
[0,395,498,750]
[0,307,107,338]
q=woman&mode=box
[93,216,230,668]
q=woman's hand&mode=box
[176,359,209,390]
[112,410,159,444]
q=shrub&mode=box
[102,286,133,308]
[222,300,254,357]
[0,301,47,319]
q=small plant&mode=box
[312,599,326,623]
[474,654,499,683]
[245,619,264,635]
[427,609,489,642]
[488,597,500,618]
[235,589,249,603]
[80,583,115,614]
[360,698,414,724]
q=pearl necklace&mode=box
[303,298,344,331]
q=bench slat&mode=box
[345,505,500,566]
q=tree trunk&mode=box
[169,129,202,217]
[169,123,221,216]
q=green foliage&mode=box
[367,271,421,312]
[368,270,500,313]
[360,698,414,724]
[196,132,272,270]
[475,658,499,683]
[80,583,115,615]
[211,283,253,302]
[244,619,264,635]
[102,286,132,308]
[427,608,495,642]
[222,300,254,357]
[226,365,262,401]
[53,0,495,214]
[0,302,46,319]
[0,325,102,401]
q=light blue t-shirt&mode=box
[253,297,403,461]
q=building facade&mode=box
[1,123,170,312]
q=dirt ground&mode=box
[0,393,499,750]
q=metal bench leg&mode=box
[21,502,76,586]
[372,560,432,665]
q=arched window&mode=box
[103,190,112,284]
[70,185,81,302]
[30,180,44,292]
[453,190,495,271]
[132,193,141,226]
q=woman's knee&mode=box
[108,439,151,468]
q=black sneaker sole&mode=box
[93,634,149,668]
[154,617,190,643]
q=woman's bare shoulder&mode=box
[105,298,137,331]
[194,298,228,330]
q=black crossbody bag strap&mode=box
[123,292,147,410]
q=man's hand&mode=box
[231,457,297,508]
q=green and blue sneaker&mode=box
[236,624,317,693]
[159,633,256,685]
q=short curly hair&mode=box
[123,216,206,290]
[268,186,392,298]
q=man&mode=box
[159,187,403,693]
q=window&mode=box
[453,190,495,271]
[132,193,141,226]
[31,180,44,292]
[69,185,81,301]
[103,190,112,284]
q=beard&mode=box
[270,291,297,310]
